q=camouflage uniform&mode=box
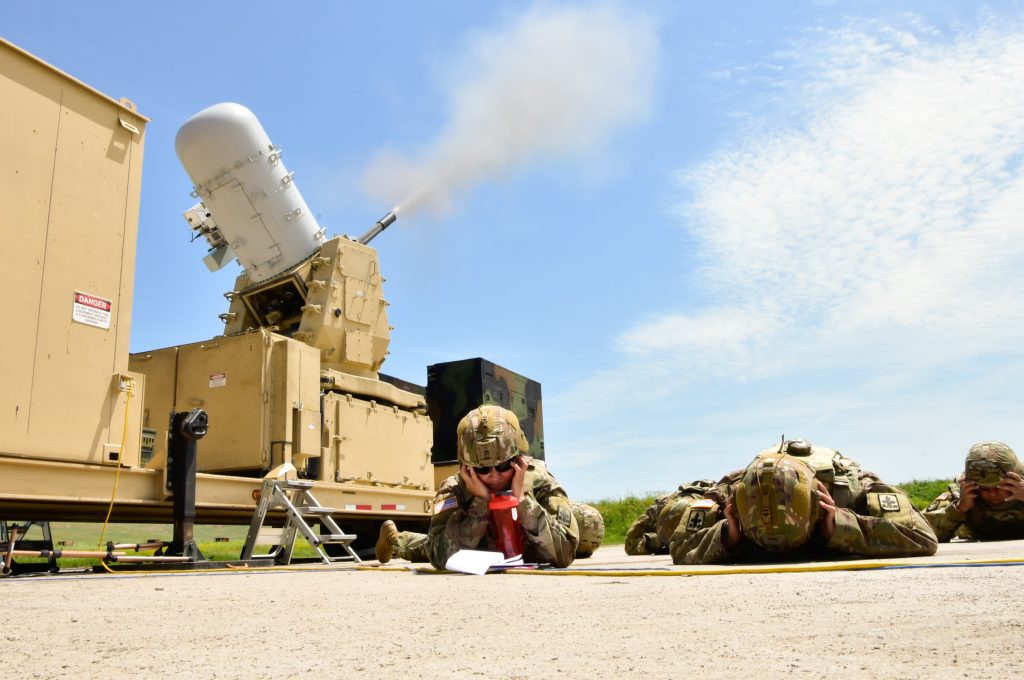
[657,470,744,555]
[624,480,715,555]
[425,458,578,569]
[670,443,937,565]
[924,442,1024,541]
[391,530,430,563]
[389,493,594,563]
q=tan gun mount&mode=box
[222,236,392,379]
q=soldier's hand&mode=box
[999,472,1024,502]
[722,493,743,550]
[816,481,837,540]
[957,480,978,512]
[460,464,490,500]
[510,456,528,502]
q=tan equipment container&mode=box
[0,37,147,469]
[129,328,434,492]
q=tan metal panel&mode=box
[268,336,321,471]
[341,247,380,324]
[0,46,60,444]
[343,329,372,364]
[325,393,433,490]
[268,336,293,468]
[129,347,179,469]
[294,409,321,459]
[0,38,146,464]
[291,341,322,462]
[176,333,270,472]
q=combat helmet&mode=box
[733,453,820,552]
[964,441,1021,488]
[572,502,605,558]
[456,405,528,467]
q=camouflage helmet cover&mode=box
[456,405,528,467]
[733,453,820,553]
[572,502,605,557]
[964,441,1021,488]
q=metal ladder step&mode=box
[254,527,289,545]
[320,533,358,543]
[278,479,315,489]
[300,506,336,516]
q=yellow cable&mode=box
[96,559,355,576]
[362,557,1024,576]
[80,555,1024,577]
[97,380,133,549]
[503,556,1024,577]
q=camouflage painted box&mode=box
[426,358,544,464]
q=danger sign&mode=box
[72,291,113,329]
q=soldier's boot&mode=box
[375,520,399,563]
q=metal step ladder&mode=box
[240,478,360,565]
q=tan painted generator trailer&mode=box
[0,38,544,572]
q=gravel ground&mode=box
[4,539,1023,679]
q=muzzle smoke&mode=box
[361,4,658,217]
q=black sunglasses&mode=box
[473,457,518,475]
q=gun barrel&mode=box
[358,211,398,245]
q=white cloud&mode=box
[618,305,777,356]
[553,19,1024,495]
[683,24,1024,357]
[361,4,658,217]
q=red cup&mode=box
[489,492,524,559]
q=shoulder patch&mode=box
[877,493,900,512]
[557,505,572,526]
[686,509,706,531]
[433,496,459,515]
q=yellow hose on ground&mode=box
[357,556,1024,577]
[96,560,350,576]
[502,556,1024,577]
[81,555,1024,577]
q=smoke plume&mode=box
[361,4,658,217]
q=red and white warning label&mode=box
[72,291,113,329]
[209,372,227,388]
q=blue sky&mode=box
[5,1,1023,500]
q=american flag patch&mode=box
[433,496,458,515]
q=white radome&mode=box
[175,102,325,283]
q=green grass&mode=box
[585,492,663,544]
[896,478,953,510]
[7,521,319,571]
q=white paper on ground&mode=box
[445,550,524,575]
